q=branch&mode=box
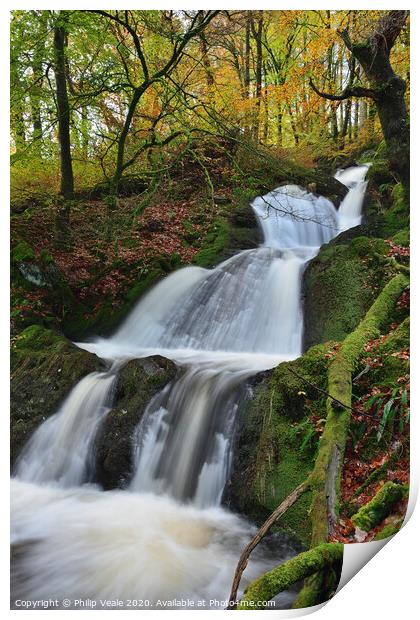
[237,543,343,609]
[92,10,149,81]
[285,366,407,423]
[227,481,309,609]
[309,78,378,102]
[374,10,409,51]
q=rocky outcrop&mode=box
[303,235,392,351]
[225,344,331,546]
[11,325,100,465]
[94,356,177,489]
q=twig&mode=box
[285,366,408,422]
[227,481,309,609]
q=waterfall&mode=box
[15,370,117,487]
[335,164,370,231]
[11,165,369,607]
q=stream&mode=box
[11,165,370,609]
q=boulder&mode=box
[94,356,177,489]
[224,343,331,546]
[11,325,100,465]
[302,235,391,351]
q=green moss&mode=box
[351,482,408,531]
[11,325,99,463]
[307,275,408,545]
[39,249,55,265]
[350,236,388,257]
[229,344,330,546]
[304,239,389,349]
[238,542,343,609]
[380,182,409,236]
[367,159,393,187]
[361,317,409,389]
[392,228,409,247]
[193,217,230,267]
[373,517,404,540]
[13,324,65,354]
[11,241,36,264]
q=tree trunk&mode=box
[12,98,26,155]
[53,15,74,201]
[340,11,409,189]
[277,107,283,146]
[30,12,47,150]
[310,12,409,191]
[252,11,263,141]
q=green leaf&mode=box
[377,398,395,442]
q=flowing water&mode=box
[11,165,370,608]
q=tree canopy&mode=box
[11,9,410,207]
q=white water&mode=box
[11,165,369,608]
[335,164,370,231]
[15,370,116,487]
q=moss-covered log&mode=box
[309,273,408,545]
[351,482,408,532]
[237,543,343,610]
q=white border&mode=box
[2,2,418,619]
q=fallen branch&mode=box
[308,273,409,545]
[351,481,408,532]
[237,542,343,610]
[227,481,309,609]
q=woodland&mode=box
[10,9,410,609]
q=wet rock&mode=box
[224,344,330,546]
[94,356,177,490]
[11,325,100,465]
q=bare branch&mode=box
[227,481,309,609]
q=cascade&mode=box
[11,165,370,607]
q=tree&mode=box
[310,10,409,191]
[53,11,74,202]
[93,10,219,222]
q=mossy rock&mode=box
[94,356,177,489]
[11,241,36,264]
[373,515,404,540]
[63,266,166,340]
[303,237,389,350]
[225,344,331,546]
[11,325,99,465]
[366,159,394,188]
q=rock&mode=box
[145,218,164,233]
[302,235,390,351]
[224,344,331,546]
[11,241,76,334]
[11,325,100,465]
[214,195,231,205]
[94,356,177,489]
[307,172,347,208]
